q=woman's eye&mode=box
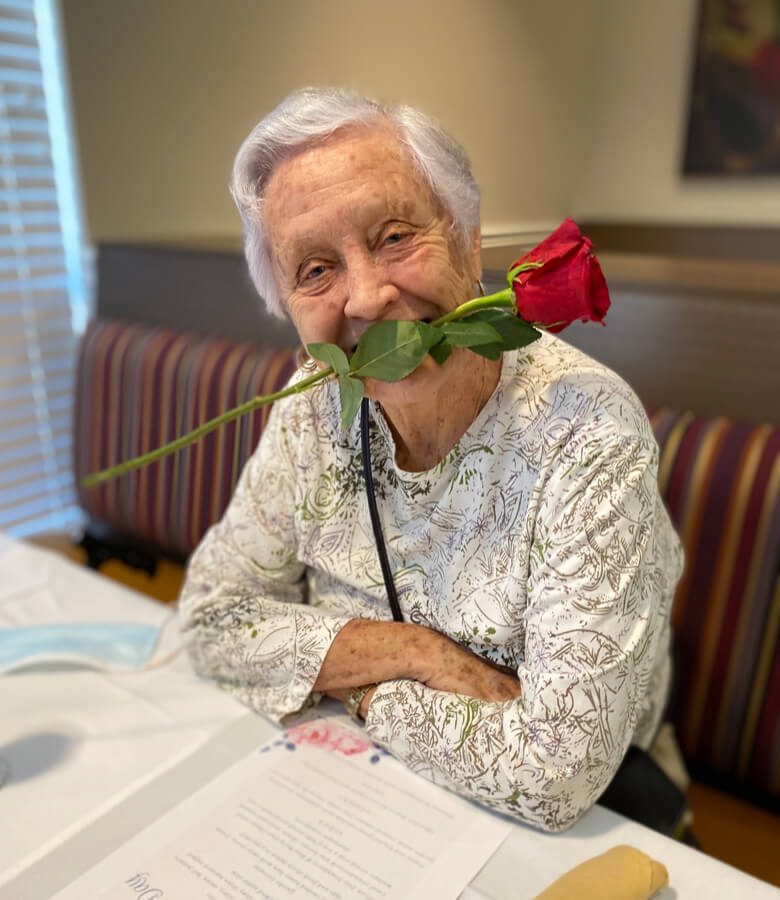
[302,264,327,282]
[383,231,406,246]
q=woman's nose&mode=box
[343,257,400,320]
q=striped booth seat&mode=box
[74,318,297,560]
[648,408,780,807]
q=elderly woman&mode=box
[179,87,683,833]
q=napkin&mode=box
[534,844,669,899]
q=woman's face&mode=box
[262,127,480,407]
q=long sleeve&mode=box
[178,399,353,722]
[364,424,683,832]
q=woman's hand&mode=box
[315,619,521,708]
[416,632,522,702]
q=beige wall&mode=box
[573,0,780,225]
[61,0,600,246]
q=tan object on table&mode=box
[535,844,669,899]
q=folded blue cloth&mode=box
[0,623,161,672]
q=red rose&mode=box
[509,218,610,333]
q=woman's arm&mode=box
[183,515,520,719]
[361,431,683,832]
[180,395,522,721]
[178,401,354,721]
[314,618,521,700]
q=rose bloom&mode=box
[510,218,610,333]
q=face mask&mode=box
[0,623,161,673]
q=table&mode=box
[1,536,777,899]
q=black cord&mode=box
[360,398,404,622]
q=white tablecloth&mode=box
[1,536,777,898]
[0,535,246,885]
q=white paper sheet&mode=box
[54,718,512,900]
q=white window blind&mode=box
[0,0,89,538]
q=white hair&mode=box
[230,87,481,317]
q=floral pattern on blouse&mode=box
[178,333,683,832]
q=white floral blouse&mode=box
[178,333,683,832]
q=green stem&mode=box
[83,366,333,486]
[431,287,515,326]
[83,287,520,487]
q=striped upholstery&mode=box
[648,408,780,804]
[74,318,297,559]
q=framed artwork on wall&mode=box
[683,0,780,174]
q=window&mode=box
[0,0,89,537]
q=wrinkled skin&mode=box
[263,125,500,473]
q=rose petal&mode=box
[509,219,610,332]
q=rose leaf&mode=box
[462,310,541,350]
[338,374,365,428]
[441,320,502,348]
[349,321,442,382]
[429,339,453,366]
[308,342,350,376]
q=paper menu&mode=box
[54,718,512,899]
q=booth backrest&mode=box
[74,318,297,559]
[648,408,780,807]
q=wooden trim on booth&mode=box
[578,222,780,264]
